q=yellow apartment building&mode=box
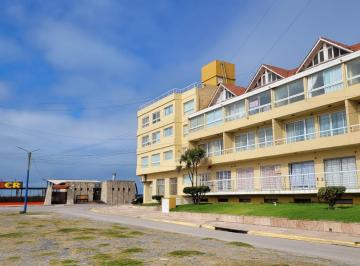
[136,37,360,204]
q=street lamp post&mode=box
[17,146,39,214]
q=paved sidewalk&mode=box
[91,205,360,247]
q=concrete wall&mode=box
[101,180,136,205]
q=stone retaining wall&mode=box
[167,211,360,235]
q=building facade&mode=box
[137,37,360,204]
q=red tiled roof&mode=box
[349,42,360,51]
[321,37,353,51]
[263,64,298,78]
[223,84,246,96]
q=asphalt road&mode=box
[2,205,360,265]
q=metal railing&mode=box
[200,170,360,194]
[308,81,343,98]
[138,82,202,110]
[204,123,360,158]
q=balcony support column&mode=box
[303,76,309,99]
[272,118,283,144]
[314,155,325,189]
[345,99,359,128]
[223,132,233,153]
[342,63,348,89]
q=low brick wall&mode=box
[167,212,360,235]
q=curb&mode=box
[89,209,359,248]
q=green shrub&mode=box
[152,195,163,203]
[183,186,210,204]
[318,186,346,209]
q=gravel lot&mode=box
[0,211,338,266]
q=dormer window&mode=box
[255,69,281,88]
[307,44,349,69]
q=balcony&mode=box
[200,170,360,195]
[204,124,360,161]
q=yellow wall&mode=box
[201,60,236,86]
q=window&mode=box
[216,171,231,191]
[170,178,177,195]
[189,115,205,132]
[183,124,189,137]
[319,110,347,137]
[151,153,160,166]
[163,126,173,137]
[183,174,192,186]
[235,132,255,151]
[274,79,304,107]
[156,179,165,196]
[142,135,150,147]
[183,99,195,115]
[324,157,357,188]
[308,65,342,97]
[152,111,160,124]
[289,161,316,189]
[164,105,173,116]
[141,156,148,168]
[285,118,315,143]
[142,116,149,128]
[205,108,222,127]
[225,100,245,121]
[347,57,360,86]
[200,139,223,157]
[152,131,160,144]
[255,69,281,88]
[215,89,234,104]
[248,90,271,115]
[261,165,282,190]
[257,127,273,148]
[237,168,254,191]
[163,150,173,161]
[199,173,210,186]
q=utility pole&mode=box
[17,146,39,214]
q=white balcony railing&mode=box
[138,82,202,110]
[204,124,360,158]
[200,170,360,194]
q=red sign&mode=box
[0,182,23,189]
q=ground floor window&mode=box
[261,165,282,190]
[216,171,231,191]
[324,157,358,188]
[237,168,254,191]
[289,161,316,190]
[169,178,177,195]
[156,179,165,196]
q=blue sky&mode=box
[1,0,360,190]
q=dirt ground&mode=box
[0,211,338,266]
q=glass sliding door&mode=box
[258,127,273,148]
[216,171,232,191]
[261,165,282,190]
[237,168,254,192]
[286,118,315,143]
[319,110,347,137]
[235,132,255,151]
[289,161,316,190]
[324,157,358,189]
[308,65,342,97]
[248,90,271,115]
[225,100,245,121]
[347,58,360,86]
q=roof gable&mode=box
[296,37,353,73]
[246,64,291,92]
[208,83,245,107]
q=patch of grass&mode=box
[167,250,205,257]
[39,251,58,257]
[172,203,360,223]
[128,231,144,236]
[61,259,78,266]
[103,258,143,266]
[103,229,132,238]
[57,228,82,233]
[228,241,253,248]
[73,235,96,240]
[122,247,144,254]
[7,256,20,261]
[111,224,128,230]
[202,237,218,241]
[98,243,110,247]
[0,232,25,238]
[92,253,113,261]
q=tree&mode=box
[317,186,346,209]
[177,147,209,204]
